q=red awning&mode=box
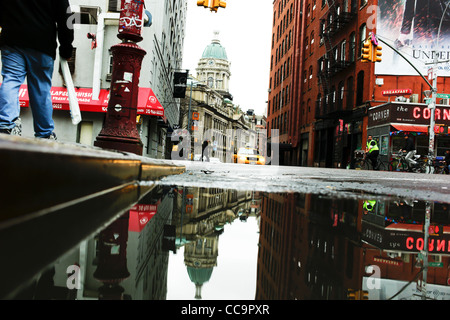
[137,87,165,117]
[391,124,428,133]
[12,84,164,117]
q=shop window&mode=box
[437,136,450,156]
[416,135,428,156]
[380,135,389,155]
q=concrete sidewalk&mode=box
[0,134,185,226]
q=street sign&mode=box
[436,93,450,99]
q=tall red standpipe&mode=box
[94,0,147,155]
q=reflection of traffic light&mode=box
[374,45,382,62]
[211,0,226,11]
[361,290,369,300]
[197,0,209,7]
[361,39,373,62]
[428,224,443,237]
[347,289,357,300]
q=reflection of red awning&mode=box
[128,204,157,232]
[391,124,428,133]
[11,84,164,117]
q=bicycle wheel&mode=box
[377,160,387,171]
[362,160,372,170]
[389,159,407,172]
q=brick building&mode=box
[268,0,450,168]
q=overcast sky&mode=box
[181,0,273,116]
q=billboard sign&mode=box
[376,0,450,76]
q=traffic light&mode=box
[347,289,357,300]
[434,124,449,134]
[361,39,373,62]
[210,0,226,12]
[374,45,382,62]
[197,0,209,7]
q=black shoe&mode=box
[0,128,12,134]
[40,132,57,140]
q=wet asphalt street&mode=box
[159,160,450,203]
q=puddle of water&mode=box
[9,185,450,300]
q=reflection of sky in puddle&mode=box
[167,216,259,300]
[9,185,450,300]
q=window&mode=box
[359,24,367,57]
[340,40,346,61]
[108,0,121,12]
[349,32,356,62]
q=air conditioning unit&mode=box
[395,96,408,102]
[440,98,449,105]
[410,94,419,103]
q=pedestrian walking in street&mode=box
[0,0,74,139]
[202,139,210,162]
[365,135,380,170]
[399,134,417,171]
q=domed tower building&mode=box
[196,31,232,100]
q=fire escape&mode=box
[316,0,356,120]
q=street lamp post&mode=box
[429,2,450,168]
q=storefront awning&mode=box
[391,123,428,133]
[137,88,165,117]
[12,84,164,117]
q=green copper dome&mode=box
[202,38,228,60]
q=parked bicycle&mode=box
[430,157,449,174]
[389,151,427,173]
[354,150,387,171]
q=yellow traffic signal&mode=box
[210,0,226,11]
[197,0,209,7]
[347,289,357,300]
[361,290,369,300]
[361,39,373,62]
[374,45,382,62]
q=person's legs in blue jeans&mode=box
[23,48,55,138]
[0,46,55,138]
[0,46,27,132]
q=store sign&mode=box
[382,89,412,96]
[369,103,450,127]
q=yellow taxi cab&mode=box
[235,147,265,165]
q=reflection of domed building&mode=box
[196,31,232,100]
[184,237,218,299]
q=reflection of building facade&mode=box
[256,191,450,300]
[53,186,174,300]
[256,193,361,299]
[362,199,450,299]
[173,187,257,299]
